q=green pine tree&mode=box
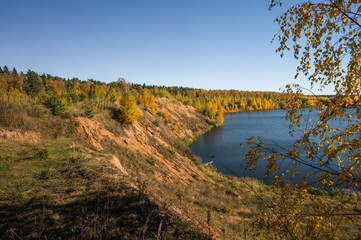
[85,106,94,119]
[45,94,66,115]
[25,70,44,96]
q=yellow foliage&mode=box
[163,111,169,120]
[205,101,217,119]
[248,0,361,238]
[217,107,224,124]
[118,94,139,124]
[151,107,156,116]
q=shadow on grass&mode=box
[0,188,211,240]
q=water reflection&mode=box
[190,109,355,186]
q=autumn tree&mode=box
[205,101,217,119]
[118,93,139,124]
[193,98,202,111]
[118,77,129,92]
[106,87,118,102]
[7,86,20,100]
[244,1,361,238]
[217,106,224,124]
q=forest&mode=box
[0,65,294,125]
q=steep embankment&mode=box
[2,97,263,239]
[2,97,361,239]
[75,98,214,184]
[66,98,275,239]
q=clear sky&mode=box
[0,0,330,94]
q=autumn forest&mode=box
[0,65,291,124]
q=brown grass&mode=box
[1,97,361,239]
[0,101,32,130]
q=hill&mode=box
[0,67,360,239]
[0,96,263,239]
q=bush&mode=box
[0,101,26,128]
[44,94,66,116]
[109,95,116,103]
[153,120,160,127]
[85,106,94,119]
[0,101,36,130]
[308,187,327,196]
[69,93,78,103]
[79,92,87,101]
[216,202,233,214]
[35,148,49,160]
[118,94,139,124]
[147,157,156,166]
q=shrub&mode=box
[118,94,139,124]
[69,93,78,103]
[216,202,233,214]
[35,148,49,160]
[79,92,87,101]
[147,157,156,166]
[109,95,116,103]
[307,187,327,196]
[163,111,169,119]
[0,101,25,128]
[85,106,94,119]
[44,94,66,116]
[153,120,160,127]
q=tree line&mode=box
[0,65,296,124]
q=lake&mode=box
[190,109,356,185]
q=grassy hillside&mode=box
[0,68,360,239]
[1,96,361,239]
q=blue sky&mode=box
[0,0,329,93]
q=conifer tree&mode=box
[44,93,66,115]
[12,67,18,75]
[24,70,44,96]
[85,106,94,119]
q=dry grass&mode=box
[0,99,77,139]
[0,140,211,239]
[0,101,35,130]
[1,98,361,239]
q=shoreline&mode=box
[189,108,361,195]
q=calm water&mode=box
[190,109,355,185]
